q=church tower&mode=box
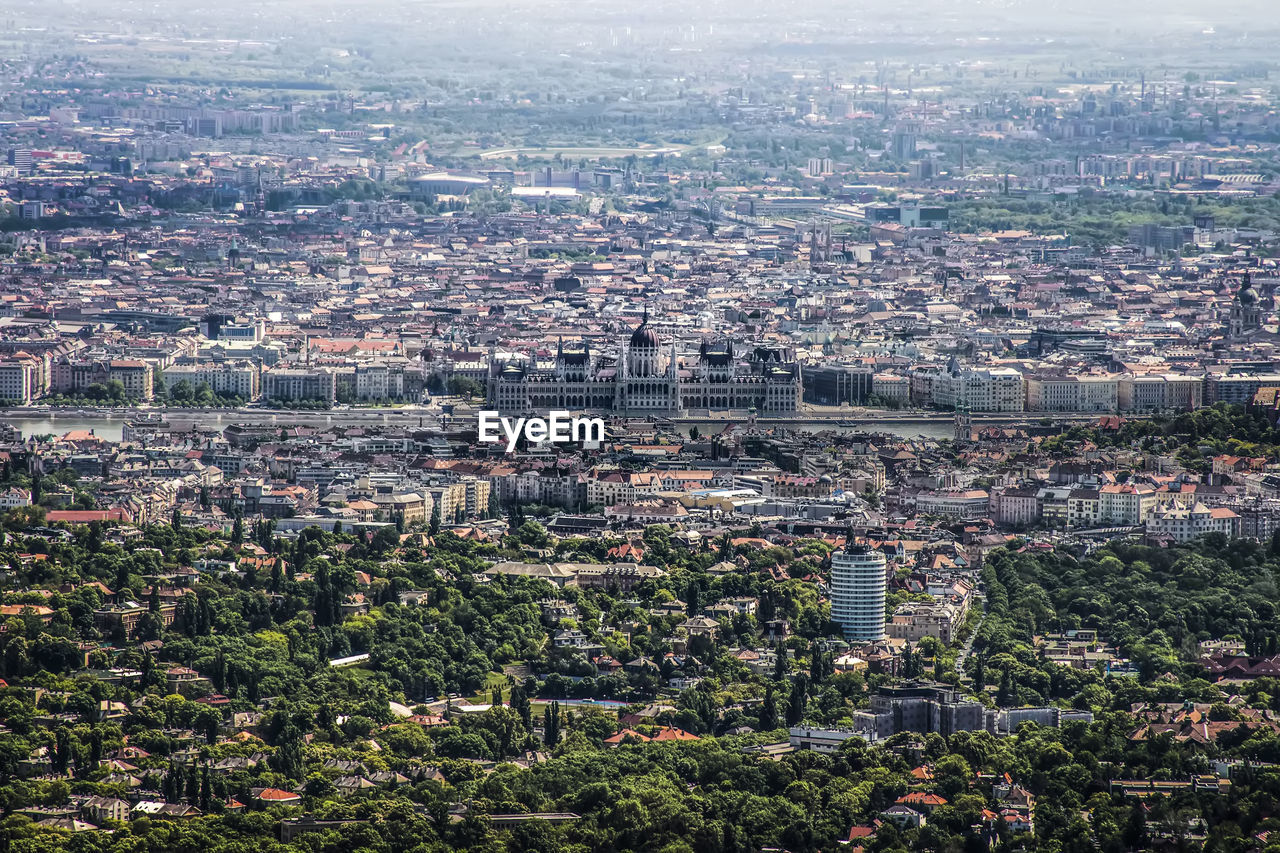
[1231,274,1261,338]
[954,404,972,443]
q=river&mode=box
[0,409,959,443]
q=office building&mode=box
[7,148,33,175]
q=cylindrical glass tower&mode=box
[831,543,887,641]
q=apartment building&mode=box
[0,358,39,404]
[851,684,993,740]
[991,486,1041,527]
[587,470,660,507]
[354,363,406,401]
[51,358,154,401]
[887,602,965,644]
[929,367,1024,412]
[262,367,337,402]
[93,602,176,638]
[1206,373,1280,405]
[1038,487,1070,527]
[0,487,32,509]
[1025,373,1117,412]
[915,489,990,519]
[1098,483,1158,525]
[1147,502,1237,542]
[370,492,430,526]
[163,361,260,399]
[109,360,154,401]
[457,476,492,517]
[1116,373,1202,412]
[769,474,834,499]
[1067,488,1100,526]
[871,373,910,403]
[424,482,467,523]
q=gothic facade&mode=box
[486,314,802,415]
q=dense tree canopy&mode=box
[4,515,1280,852]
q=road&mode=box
[954,593,987,682]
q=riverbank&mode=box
[0,404,1116,444]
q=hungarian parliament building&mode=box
[484,314,802,415]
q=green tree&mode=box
[544,700,562,747]
[685,579,700,616]
[517,521,550,548]
[786,673,809,725]
[510,683,532,731]
[760,685,779,730]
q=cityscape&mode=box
[2,1,1280,851]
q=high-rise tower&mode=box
[831,541,887,642]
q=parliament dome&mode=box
[630,320,660,348]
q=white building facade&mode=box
[486,314,802,415]
[831,544,888,642]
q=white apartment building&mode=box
[930,367,1023,412]
[1098,484,1158,525]
[1038,486,1071,527]
[1067,488,1100,526]
[991,487,1040,527]
[1147,501,1237,542]
[831,544,888,642]
[789,727,865,752]
[0,359,38,404]
[915,489,990,519]
[887,602,965,644]
[512,470,584,507]
[0,487,32,509]
[262,367,337,402]
[163,362,260,400]
[354,363,406,401]
[586,470,660,507]
[1116,373,1203,412]
[1025,374,1118,412]
[871,373,911,403]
